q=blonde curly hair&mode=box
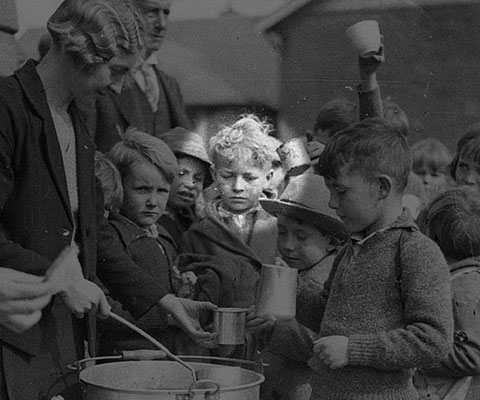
[209,114,275,171]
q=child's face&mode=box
[120,161,171,228]
[413,165,449,190]
[455,157,480,190]
[277,215,330,271]
[213,157,271,214]
[325,167,383,236]
[168,156,206,210]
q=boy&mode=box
[97,127,190,354]
[179,115,278,309]
[158,127,212,247]
[269,118,453,399]
[254,173,348,400]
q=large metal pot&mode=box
[75,354,264,400]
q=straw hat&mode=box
[260,174,348,240]
[159,127,213,186]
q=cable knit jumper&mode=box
[269,210,453,400]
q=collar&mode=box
[145,51,160,65]
[350,208,417,246]
[109,213,161,239]
[217,201,260,220]
[449,257,480,273]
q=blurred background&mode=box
[3,0,480,149]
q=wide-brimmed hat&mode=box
[159,127,213,186]
[260,174,348,241]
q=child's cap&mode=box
[159,127,213,186]
[260,174,348,241]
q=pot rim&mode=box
[79,360,264,395]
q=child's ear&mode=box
[377,175,393,200]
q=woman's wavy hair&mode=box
[47,0,145,69]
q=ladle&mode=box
[109,311,199,382]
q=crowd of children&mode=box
[86,41,480,400]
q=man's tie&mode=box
[139,62,159,112]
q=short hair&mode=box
[450,124,480,180]
[317,118,411,192]
[424,186,480,260]
[94,151,123,212]
[383,97,410,137]
[47,0,145,69]
[209,114,274,171]
[108,127,178,184]
[411,138,452,174]
[313,97,357,136]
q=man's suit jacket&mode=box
[93,66,191,153]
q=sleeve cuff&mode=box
[348,334,379,365]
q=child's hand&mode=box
[359,43,385,80]
[245,305,275,335]
[313,335,349,369]
[274,256,290,268]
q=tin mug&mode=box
[276,137,311,177]
[255,264,297,320]
[213,307,247,345]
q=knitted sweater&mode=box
[270,209,453,400]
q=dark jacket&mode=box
[92,67,191,153]
[180,200,277,308]
[97,214,177,353]
[0,59,97,399]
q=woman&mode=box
[0,1,214,398]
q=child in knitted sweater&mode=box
[264,118,453,400]
[414,186,480,400]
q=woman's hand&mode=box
[0,268,52,333]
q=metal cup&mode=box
[213,308,247,345]
[276,137,311,177]
[255,264,297,320]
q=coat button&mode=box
[62,229,70,237]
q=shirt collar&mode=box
[350,208,416,247]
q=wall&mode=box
[273,2,480,150]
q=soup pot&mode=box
[72,352,264,400]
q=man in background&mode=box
[93,0,191,152]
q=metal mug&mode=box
[255,264,297,320]
[276,137,311,177]
[213,308,247,345]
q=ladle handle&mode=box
[108,311,198,381]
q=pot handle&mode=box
[187,380,220,400]
[67,349,168,371]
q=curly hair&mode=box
[424,186,480,260]
[209,114,274,171]
[47,0,145,69]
